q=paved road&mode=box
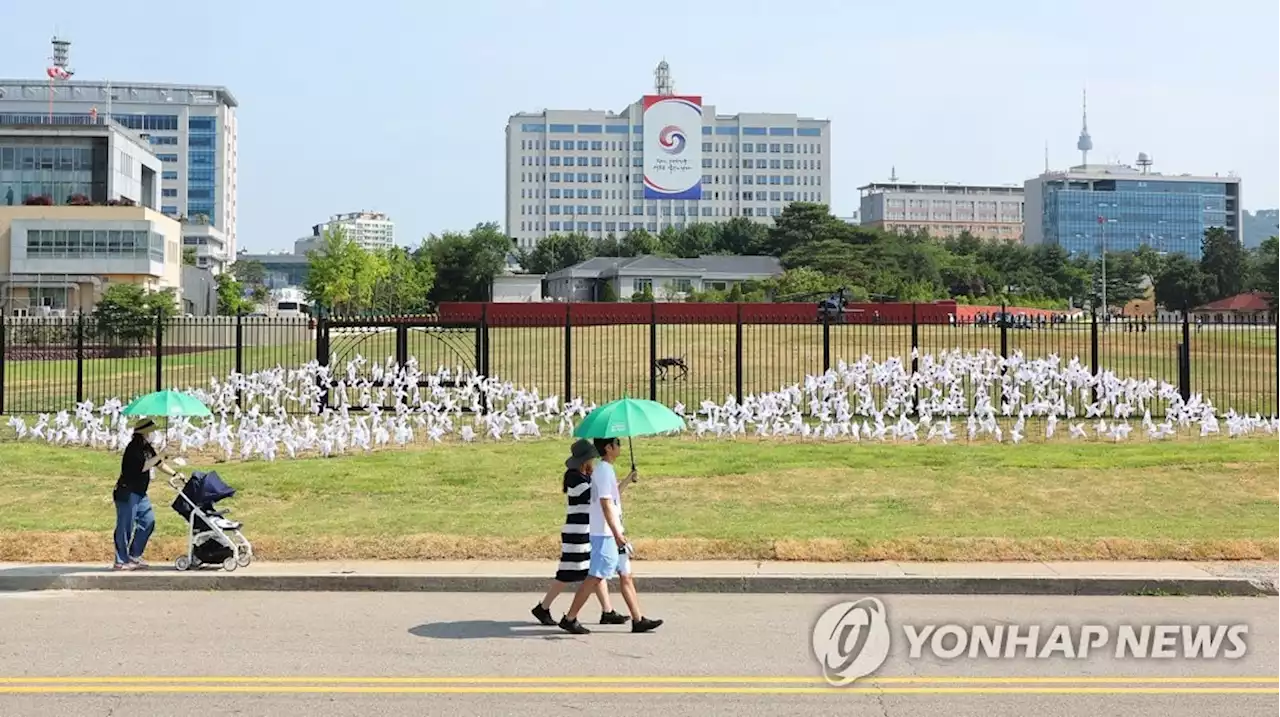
[0,591,1274,716]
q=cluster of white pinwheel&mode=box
[676,349,1277,443]
[4,350,1274,460]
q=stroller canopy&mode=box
[172,471,237,521]
[187,471,236,504]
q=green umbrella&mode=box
[121,390,212,419]
[573,397,684,471]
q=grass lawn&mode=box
[0,437,1275,563]
[4,321,1277,416]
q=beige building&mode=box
[0,205,182,315]
[1,117,183,314]
[859,181,1025,241]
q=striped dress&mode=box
[554,469,592,583]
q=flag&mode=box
[46,67,71,80]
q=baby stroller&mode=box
[169,470,253,571]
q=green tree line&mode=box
[521,202,1278,310]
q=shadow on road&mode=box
[409,620,573,640]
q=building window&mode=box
[24,228,165,261]
[156,154,178,163]
[632,278,653,294]
[161,188,178,198]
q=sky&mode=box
[2,0,1276,252]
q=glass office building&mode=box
[1024,166,1241,260]
[0,79,238,257]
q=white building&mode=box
[859,181,1024,241]
[0,77,238,258]
[313,211,395,251]
[505,63,831,249]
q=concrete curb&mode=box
[0,573,1274,596]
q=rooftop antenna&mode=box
[1136,152,1153,174]
[889,165,898,182]
[1076,88,1093,167]
[654,59,674,96]
[1044,140,1050,172]
[46,35,74,122]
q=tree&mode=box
[423,223,510,303]
[92,283,178,349]
[1154,253,1216,310]
[1090,251,1146,311]
[1200,227,1246,300]
[599,280,618,302]
[182,247,197,266]
[621,228,663,256]
[303,226,366,314]
[713,217,769,255]
[371,246,434,314]
[230,259,269,303]
[762,202,850,257]
[666,222,716,258]
[522,233,596,274]
[1254,233,1280,304]
[631,285,655,303]
[215,273,254,315]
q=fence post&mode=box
[1179,305,1192,402]
[315,309,329,412]
[563,303,572,402]
[734,303,744,401]
[999,301,1008,360]
[234,312,244,409]
[479,303,490,379]
[153,309,164,392]
[821,306,831,373]
[1089,309,1100,404]
[910,302,919,415]
[75,312,86,404]
[0,313,6,414]
[648,303,657,401]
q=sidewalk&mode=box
[1,560,1274,595]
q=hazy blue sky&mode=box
[2,0,1276,251]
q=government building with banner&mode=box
[504,62,830,249]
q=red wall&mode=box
[438,301,962,326]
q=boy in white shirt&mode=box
[558,437,663,635]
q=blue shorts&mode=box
[588,535,630,579]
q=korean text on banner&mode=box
[642,95,703,200]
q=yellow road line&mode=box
[0,676,1274,685]
[0,686,1274,695]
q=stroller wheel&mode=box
[174,555,191,571]
[222,557,238,572]
[236,552,252,568]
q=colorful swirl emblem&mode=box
[658,125,687,155]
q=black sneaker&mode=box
[531,603,556,626]
[559,616,591,635]
[600,610,631,625]
[632,617,663,633]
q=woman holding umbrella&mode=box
[113,419,181,569]
[113,390,207,570]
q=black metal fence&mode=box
[1,309,1276,417]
